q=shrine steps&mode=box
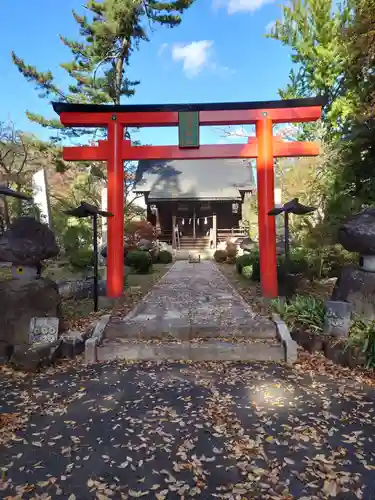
[95,338,285,363]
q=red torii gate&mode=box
[52,97,323,299]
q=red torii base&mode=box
[53,98,323,299]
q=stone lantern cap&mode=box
[268,197,316,216]
[240,237,257,251]
[0,185,32,201]
[338,208,375,255]
[64,201,113,218]
[0,217,59,266]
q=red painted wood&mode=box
[106,121,125,298]
[121,141,258,160]
[200,106,322,126]
[62,139,318,162]
[60,111,179,128]
[273,141,319,157]
[255,118,278,298]
[63,144,108,161]
[60,105,322,128]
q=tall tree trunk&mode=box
[0,195,10,231]
[114,38,129,105]
[16,181,23,217]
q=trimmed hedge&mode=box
[236,253,256,274]
[126,250,152,274]
[214,250,228,263]
[158,250,173,264]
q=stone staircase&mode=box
[175,236,214,260]
[94,261,294,363]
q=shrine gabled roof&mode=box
[52,96,326,115]
[134,159,255,202]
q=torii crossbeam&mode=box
[53,97,324,299]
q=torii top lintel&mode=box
[52,96,325,128]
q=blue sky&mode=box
[0,0,293,147]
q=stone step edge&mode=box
[102,337,280,345]
[93,339,285,364]
[83,314,297,366]
[104,325,277,341]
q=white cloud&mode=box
[214,0,276,14]
[158,43,169,56]
[171,40,213,78]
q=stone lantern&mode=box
[0,217,59,279]
[332,208,375,320]
[0,217,61,364]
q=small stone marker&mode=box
[188,252,201,263]
[324,300,352,338]
[29,317,59,344]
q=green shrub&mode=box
[158,250,173,264]
[236,253,255,274]
[68,248,93,270]
[214,250,228,263]
[126,250,152,274]
[347,317,375,368]
[249,247,310,283]
[226,254,237,264]
[271,295,325,333]
[289,248,310,274]
[242,265,253,279]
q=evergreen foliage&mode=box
[12,0,195,139]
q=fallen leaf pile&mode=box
[0,356,374,499]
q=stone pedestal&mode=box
[332,266,375,320]
[0,278,61,352]
[360,255,375,272]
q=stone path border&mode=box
[272,313,298,364]
[84,314,110,364]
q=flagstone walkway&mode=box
[108,260,277,339]
[102,261,283,362]
[1,360,375,499]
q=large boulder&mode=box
[0,217,59,266]
[338,208,375,255]
[331,266,375,320]
[0,278,61,357]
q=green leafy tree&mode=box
[267,0,355,139]
[327,0,375,212]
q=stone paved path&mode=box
[1,360,375,499]
[106,261,277,341]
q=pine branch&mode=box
[11,52,66,100]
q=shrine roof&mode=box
[134,159,255,202]
[52,97,325,115]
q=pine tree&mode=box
[12,0,194,138]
